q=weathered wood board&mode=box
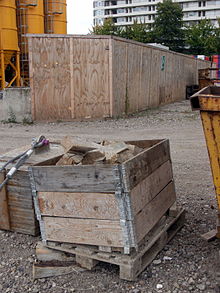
[0,143,65,235]
[31,165,116,193]
[130,160,173,215]
[28,35,211,122]
[43,217,124,247]
[38,192,119,219]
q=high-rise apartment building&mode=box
[93,0,220,27]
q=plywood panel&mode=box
[111,39,128,116]
[148,49,161,107]
[138,47,152,111]
[71,38,110,119]
[126,43,142,113]
[30,37,72,121]
[158,51,167,105]
[38,192,119,219]
[43,217,124,247]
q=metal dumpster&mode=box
[191,86,220,238]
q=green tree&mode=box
[153,0,184,52]
[92,18,119,36]
[212,19,220,55]
[119,21,152,43]
[185,19,217,55]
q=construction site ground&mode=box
[0,100,219,293]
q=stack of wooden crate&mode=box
[30,138,185,280]
[0,143,65,235]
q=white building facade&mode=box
[93,0,220,27]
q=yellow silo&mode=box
[16,0,45,85]
[44,0,67,34]
[0,0,20,89]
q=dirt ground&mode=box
[0,100,219,293]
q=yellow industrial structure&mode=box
[45,0,67,34]
[191,86,220,239]
[0,0,20,89]
[0,0,67,90]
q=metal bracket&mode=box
[29,167,47,245]
[113,165,137,254]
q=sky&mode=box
[67,1,94,34]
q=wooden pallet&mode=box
[33,209,185,281]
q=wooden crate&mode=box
[30,139,177,252]
[0,143,65,235]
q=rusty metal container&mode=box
[191,86,220,238]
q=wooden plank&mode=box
[148,49,161,107]
[201,229,217,241]
[130,160,173,215]
[138,46,152,111]
[36,242,75,262]
[38,192,120,219]
[33,263,84,279]
[61,136,100,153]
[126,43,142,114]
[134,181,176,243]
[7,185,32,198]
[111,39,128,117]
[31,165,116,192]
[75,255,98,270]
[7,171,30,188]
[43,217,124,247]
[122,139,170,191]
[109,38,114,117]
[0,172,10,230]
[126,139,162,149]
[8,196,33,209]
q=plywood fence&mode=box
[28,35,211,121]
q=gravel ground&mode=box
[0,100,220,293]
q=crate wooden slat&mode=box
[0,143,65,235]
[30,139,178,252]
